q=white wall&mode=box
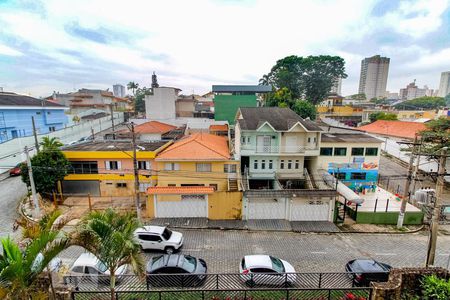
[144,87,177,120]
[317,141,381,170]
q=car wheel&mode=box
[165,246,175,254]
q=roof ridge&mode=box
[191,138,229,159]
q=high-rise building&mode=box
[113,84,126,97]
[399,80,431,100]
[438,71,450,97]
[330,77,342,95]
[358,55,390,100]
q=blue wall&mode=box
[0,108,68,142]
[328,163,378,189]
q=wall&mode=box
[140,133,162,141]
[214,95,257,124]
[175,101,195,117]
[208,191,242,220]
[144,88,177,120]
[318,142,381,170]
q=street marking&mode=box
[375,253,397,256]
[310,251,327,254]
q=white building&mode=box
[358,55,390,100]
[113,84,125,97]
[399,81,432,100]
[144,87,180,120]
[438,71,450,97]
[330,77,342,95]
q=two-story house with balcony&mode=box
[234,107,323,189]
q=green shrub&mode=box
[421,275,450,300]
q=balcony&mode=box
[240,145,319,156]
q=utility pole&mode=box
[426,147,447,267]
[131,122,141,220]
[31,116,39,153]
[25,146,40,216]
[412,135,423,193]
[397,135,418,228]
[110,104,115,140]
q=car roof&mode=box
[150,254,191,270]
[135,225,165,235]
[350,259,386,272]
[244,255,273,269]
[72,253,100,267]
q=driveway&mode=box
[0,175,27,241]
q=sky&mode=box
[0,0,449,98]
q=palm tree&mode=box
[0,225,69,299]
[73,208,144,300]
[39,136,63,151]
[127,82,139,96]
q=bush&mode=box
[421,275,450,300]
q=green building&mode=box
[213,85,272,125]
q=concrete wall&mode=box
[214,95,257,124]
[318,141,381,170]
[144,88,177,120]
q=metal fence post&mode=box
[244,290,247,300]
[285,273,288,287]
[216,274,219,289]
[328,289,331,300]
[386,198,390,212]
[374,198,378,212]
[286,288,289,299]
[318,273,322,288]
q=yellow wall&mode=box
[64,151,157,159]
[317,106,328,113]
[208,191,242,220]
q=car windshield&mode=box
[96,260,108,273]
[270,256,285,273]
[181,255,197,273]
[162,228,172,240]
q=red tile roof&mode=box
[156,133,230,160]
[209,124,228,132]
[357,120,426,139]
[147,186,215,194]
[134,121,177,134]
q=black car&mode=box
[345,259,392,286]
[146,254,207,287]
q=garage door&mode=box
[290,199,330,221]
[247,198,286,219]
[155,195,207,218]
[62,180,100,196]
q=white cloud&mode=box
[0,44,23,57]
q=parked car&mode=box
[134,226,183,253]
[239,255,296,287]
[345,259,392,286]
[9,163,22,176]
[68,253,127,285]
[33,253,62,272]
[146,254,207,287]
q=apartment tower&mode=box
[358,55,390,100]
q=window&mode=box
[334,172,346,180]
[116,182,127,188]
[365,148,378,156]
[47,111,51,115]
[269,160,273,169]
[308,137,311,143]
[241,136,246,143]
[181,256,197,273]
[164,163,180,171]
[350,172,366,180]
[138,234,160,242]
[105,160,120,170]
[69,161,98,174]
[287,160,292,169]
[196,163,211,172]
[72,266,84,273]
[247,137,250,143]
[313,137,317,143]
[254,160,258,169]
[295,160,299,169]
[334,147,347,156]
[162,228,172,240]
[36,111,41,115]
[320,147,333,156]
[48,126,56,132]
[261,160,266,169]
[280,160,284,169]
[138,161,151,170]
[351,148,364,156]
[85,267,100,275]
[224,164,237,173]
[168,184,176,187]
[209,184,218,191]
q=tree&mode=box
[134,87,152,114]
[420,117,450,156]
[73,209,144,300]
[394,96,445,110]
[39,137,63,151]
[21,146,70,197]
[261,55,347,104]
[349,93,366,100]
[0,212,69,299]
[266,87,294,107]
[292,100,317,120]
[126,82,139,96]
[369,112,398,122]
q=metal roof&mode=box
[212,85,272,93]
[0,92,66,107]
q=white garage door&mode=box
[156,195,207,218]
[290,199,330,221]
[247,198,286,219]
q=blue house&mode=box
[0,92,68,143]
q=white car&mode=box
[69,253,127,277]
[239,255,296,286]
[134,226,183,253]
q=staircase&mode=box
[228,178,239,191]
[336,202,345,223]
[304,168,315,189]
[240,167,250,191]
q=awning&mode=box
[147,186,215,195]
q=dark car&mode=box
[345,259,392,286]
[146,254,207,288]
[9,163,22,176]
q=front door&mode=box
[257,136,271,153]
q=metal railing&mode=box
[71,287,372,300]
[63,271,388,292]
[240,145,319,154]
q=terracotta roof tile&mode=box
[357,120,426,139]
[134,121,177,134]
[156,133,230,160]
[209,124,228,131]
[147,186,215,194]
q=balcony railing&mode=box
[241,145,319,154]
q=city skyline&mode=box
[0,0,449,97]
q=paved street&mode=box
[0,175,27,240]
[60,229,450,274]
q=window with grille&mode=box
[116,182,127,188]
[164,163,180,171]
[224,164,237,173]
[138,161,151,170]
[287,160,292,169]
[196,163,212,172]
[269,160,273,169]
[69,161,98,174]
[280,160,284,169]
[295,160,299,169]
[351,148,364,156]
[350,172,366,180]
[254,160,258,169]
[261,160,266,169]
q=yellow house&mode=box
[62,140,171,197]
[146,133,242,220]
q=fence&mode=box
[0,112,124,172]
[71,288,372,300]
[63,271,387,292]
